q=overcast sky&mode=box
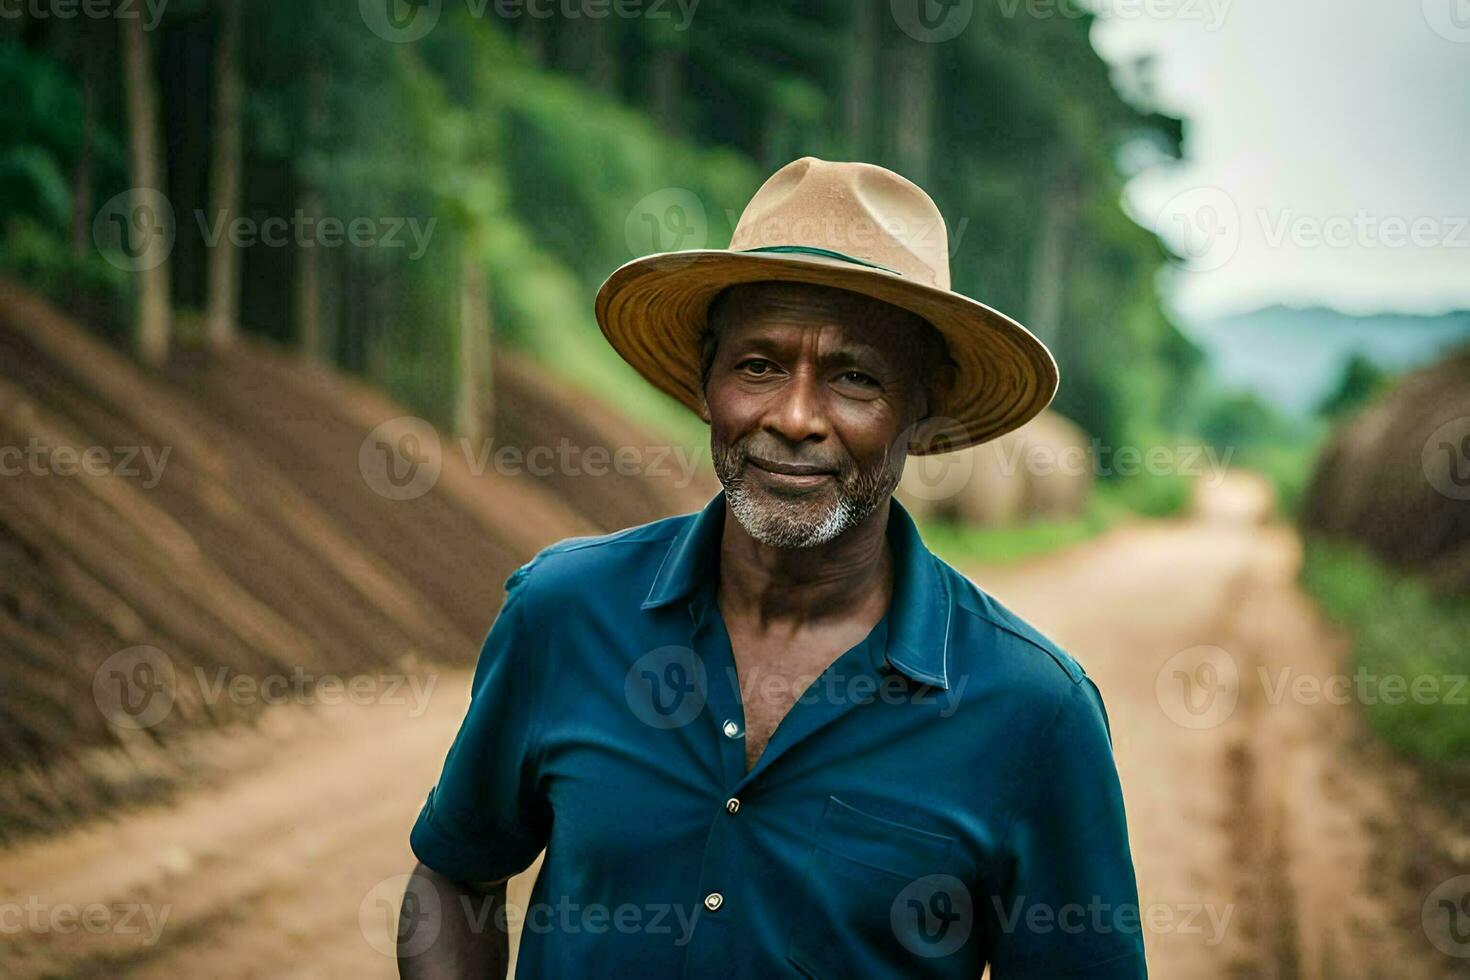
[1083,0,1470,323]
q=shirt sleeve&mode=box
[409,565,551,882]
[986,677,1147,978]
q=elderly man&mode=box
[400,158,1144,978]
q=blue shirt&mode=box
[411,494,1145,978]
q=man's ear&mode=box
[908,362,960,452]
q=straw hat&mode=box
[594,157,1057,454]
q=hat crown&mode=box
[728,157,951,289]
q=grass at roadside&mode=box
[920,486,1134,567]
[1301,536,1470,770]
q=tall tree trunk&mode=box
[887,34,934,183]
[844,1,877,158]
[119,10,172,367]
[1025,163,1079,348]
[455,239,493,446]
[206,0,242,349]
[517,13,547,63]
[294,187,325,358]
[560,18,617,93]
[70,66,96,256]
[295,63,327,359]
[649,45,683,134]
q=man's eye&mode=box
[738,359,775,375]
[841,370,878,387]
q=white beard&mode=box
[723,484,872,549]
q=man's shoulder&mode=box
[934,557,1088,690]
[504,510,693,596]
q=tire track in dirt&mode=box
[974,473,1468,978]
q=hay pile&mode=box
[897,411,1093,525]
[1300,346,1470,593]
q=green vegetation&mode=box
[1190,386,1323,518]
[1301,537,1470,770]
[921,490,1130,567]
[1316,352,1390,421]
[3,0,1198,461]
[1104,470,1194,519]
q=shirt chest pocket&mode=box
[788,796,960,978]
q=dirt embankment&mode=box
[0,279,708,842]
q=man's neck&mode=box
[716,498,894,631]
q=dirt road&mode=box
[1,474,1463,977]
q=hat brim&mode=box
[594,249,1058,455]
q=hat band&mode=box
[736,245,903,277]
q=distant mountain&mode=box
[1184,306,1470,415]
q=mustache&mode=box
[723,437,848,474]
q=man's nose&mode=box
[763,371,829,444]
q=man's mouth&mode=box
[745,455,836,487]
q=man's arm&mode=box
[401,566,551,976]
[398,862,511,979]
[986,678,1146,978]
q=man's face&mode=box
[703,282,934,549]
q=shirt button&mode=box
[722,720,740,738]
[704,892,724,912]
[725,797,740,814]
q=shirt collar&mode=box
[642,492,954,690]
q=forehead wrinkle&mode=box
[725,318,893,370]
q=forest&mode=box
[2,0,1198,458]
